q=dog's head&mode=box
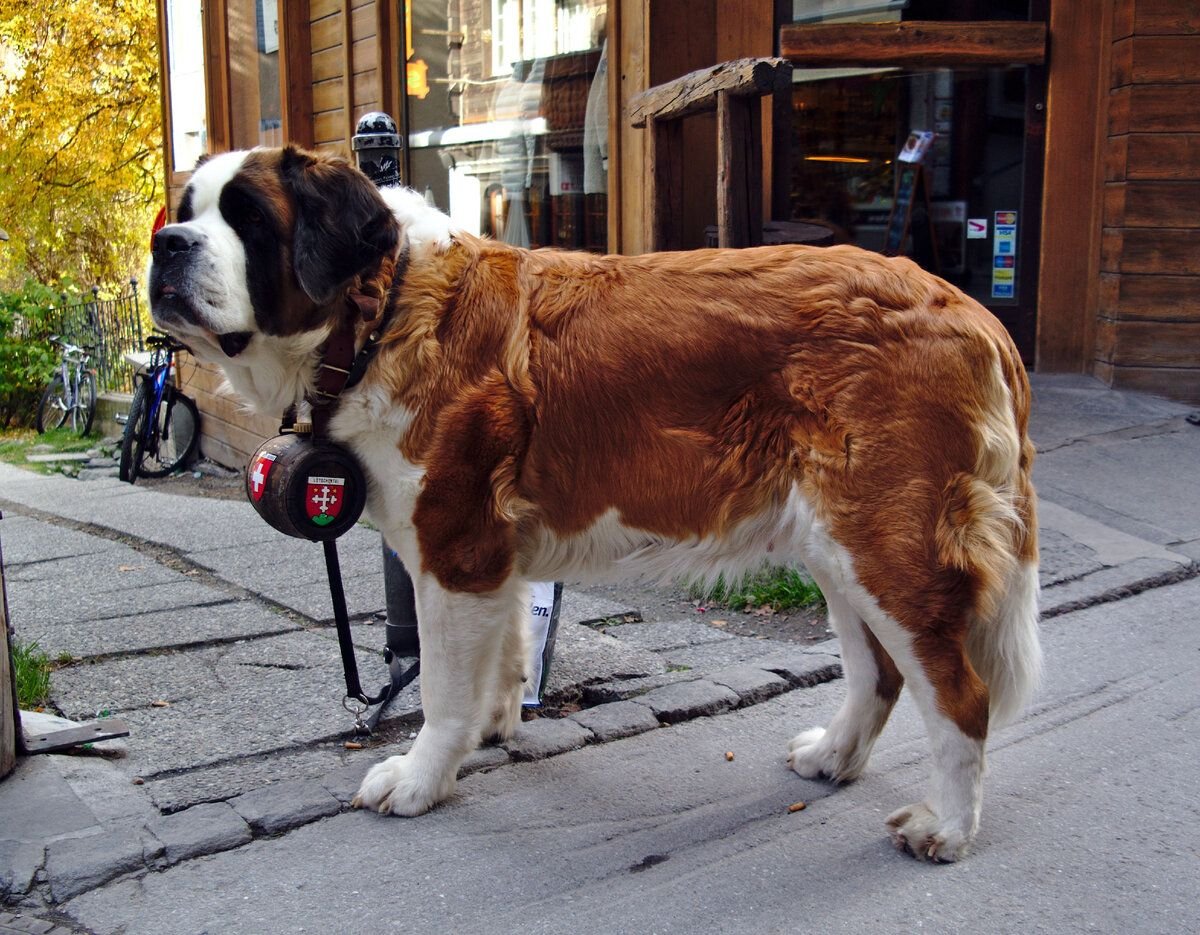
[149,146,401,413]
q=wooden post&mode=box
[716,91,762,248]
[2,515,20,778]
[647,116,684,251]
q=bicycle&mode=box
[118,334,201,483]
[35,336,97,436]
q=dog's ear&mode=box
[280,146,400,306]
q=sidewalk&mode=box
[2,373,1198,920]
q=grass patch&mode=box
[0,426,101,476]
[687,566,824,613]
[11,639,52,709]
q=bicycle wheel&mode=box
[118,380,149,483]
[71,371,97,436]
[133,386,200,479]
[35,375,70,433]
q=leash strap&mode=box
[323,538,372,704]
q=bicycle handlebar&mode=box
[48,335,94,356]
[146,334,190,353]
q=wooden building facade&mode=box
[155,0,1200,468]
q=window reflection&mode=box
[228,0,282,149]
[165,0,207,172]
[406,1,609,252]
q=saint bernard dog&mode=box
[149,145,1041,862]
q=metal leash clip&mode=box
[342,694,371,736]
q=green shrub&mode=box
[687,566,825,613]
[0,280,80,428]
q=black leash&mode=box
[323,538,420,735]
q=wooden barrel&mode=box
[246,434,368,542]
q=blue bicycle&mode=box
[118,334,200,483]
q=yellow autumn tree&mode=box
[0,1,162,291]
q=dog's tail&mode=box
[936,354,1042,728]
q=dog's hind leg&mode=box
[353,574,526,816]
[787,573,903,783]
[867,611,989,863]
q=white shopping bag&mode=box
[524,581,563,706]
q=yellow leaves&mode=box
[0,0,162,289]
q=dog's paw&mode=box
[350,755,456,817]
[786,726,864,783]
[885,802,971,863]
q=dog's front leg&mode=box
[352,574,525,816]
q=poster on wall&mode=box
[992,210,1018,299]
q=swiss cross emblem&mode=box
[305,475,346,526]
[249,452,277,502]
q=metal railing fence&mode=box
[46,281,145,394]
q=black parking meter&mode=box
[352,112,403,188]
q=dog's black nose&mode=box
[153,225,203,260]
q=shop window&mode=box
[164,0,208,172]
[404,0,610,252]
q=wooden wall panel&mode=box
[1105,181,1200,228]
[1096,0,1200,403]
[1100,272,1200,321]
[1134,0,1200,34]
[185,358,277,469]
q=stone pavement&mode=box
[1,373,1198,926]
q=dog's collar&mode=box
[288,249,408,437]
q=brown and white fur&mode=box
[149,146,1041,861]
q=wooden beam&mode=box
[281,0,314,147]
[628,57,791,128]
[781,21,1047,67]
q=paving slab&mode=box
[602,619,736,652]
[661,634,804,671]
[44,829,158,903]
[630,679,740,723]
[145,743,379,814]
[17,598,300,661]
[63,630,416,778]
[542,622,667,700]
[707,664,791,706]
[0,514,122,564]
[568,700,662,742]
[228,780,342,836]
[145,802,253,867]
[502,717,592,761]
[0,842,44,900]
[3,550,180,591]
[579,670,697,705]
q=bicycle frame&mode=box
[138,345,175,447]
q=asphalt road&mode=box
[63,576,1200,935]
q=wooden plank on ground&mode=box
[1,531,18,777]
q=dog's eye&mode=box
[244,207,265,225]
